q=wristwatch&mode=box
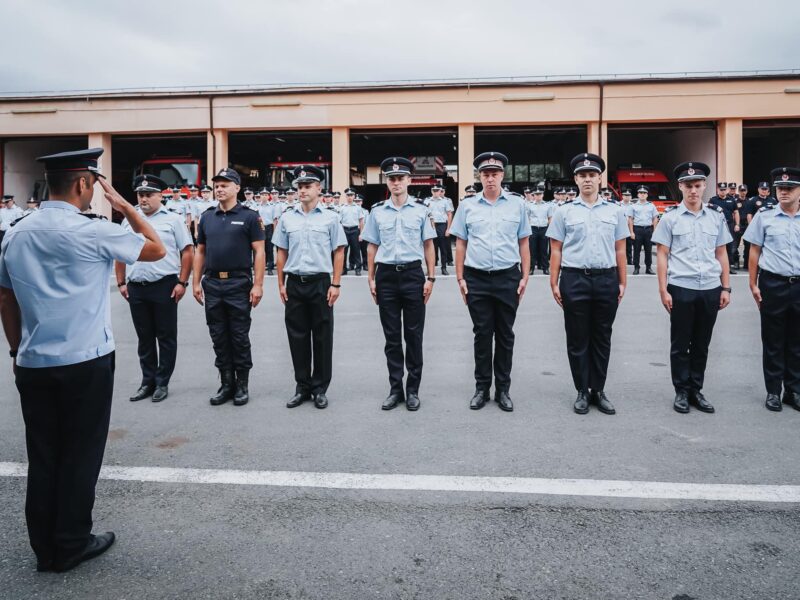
[178,281,189,288]
[721,287,732,293]
[427,277,436,283]
[9,349,17,358]
[330,283,341,288]
[117,281,126,287]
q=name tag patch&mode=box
[231,221,244,225]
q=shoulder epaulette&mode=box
[9,213,31,227]
[203,206,215,213]
[711,205,723,213]
[665,205,678,212]
[563,199,573,205]
[415,198,426,205]
[759,205,775,212]
[79,212,108,220]
[373,200,386,208]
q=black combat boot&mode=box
[210,369,235,405]
[233,370,250,406]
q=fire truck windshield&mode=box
[142,163,199,187]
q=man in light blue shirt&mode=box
[362,157,436,411]
[743,166,800,412]
[115,174,194,404]
[339,189,364,275]
[653,162,731,414]
[0,148,165,573]
[619,189,635,264]
[427,185,454,275]
[273,165,346,410]
[630,186,660,274]
[526,186,552,275]
[547,152,629,416]
[258,189,276,275]
[450,152,530,412]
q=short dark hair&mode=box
[46,170,92,197]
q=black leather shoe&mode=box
[543,268,549,275]
[447,260,454,266]
[690,390,714,413]
[469,388,490,410]
[729,267,737,275]
[784,391,800,411]
[633,268,640,275]
[593,390,616,415]
[210,369,235,405]
[129,385,154,402]
[313,393,328,409]
[152,386,168,402]
[765,393,782,412]
[673,390,690,413]
[267,269,274,276]
[573,391,590,414]
[495,390,514,412]
[382,392,403,410]
[287,392,311,408]
[645,268,655,275]
[441,267,449,275]
[53,532,115,573]
[355,268,362,276]
[406,392,420,411]
[233,370,249,406]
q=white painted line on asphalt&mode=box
[1,462,799,502]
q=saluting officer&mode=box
[273,165,346,410]
[547,153,629,415]
[0,148,166,572]
[362,157,436,410]
[527,186,552,275]
[708,181,740,273]
[428,184,454,275]
[193,167,266,407]
[339,188,364,276]
[450,152,530,412]
[629,185,659,274]
[652,162,732,414]
[743,167,800,412]
[116,174,194,403]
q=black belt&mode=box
[378,260,422,272]
[633,225,653,229]
[287,272,330,283]
[465,264,520,276]
[205,270,251,279]
[761,270,800,284]
[344,225,360,231]
[562,267,617,275]
[531,225,548,230]
[127,274,177,286]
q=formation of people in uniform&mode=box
[0,147,799,573]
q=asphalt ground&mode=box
[1,270,799,599]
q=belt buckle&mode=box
[790,276,799,284]
[219,271,229,279]
[583,268,592,276]
[300,275,309,283]
[395,264,404,272]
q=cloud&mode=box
[0,0,795,93]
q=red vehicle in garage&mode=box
[136,157,205,193]
[609,164,679,214]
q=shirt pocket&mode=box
[565,216,586,242]
[671,222,694,250]
[700,221,721,250]
[309,224,330,249]
[764,224,789,252]
[378,219,397,245]
[466,214,487,236]
[499,213,521,238]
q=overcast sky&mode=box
[1,0,797,94]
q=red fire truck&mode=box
[609,164,679,214]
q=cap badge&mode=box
[583,160,591,167]
[687,168,695,176]
[141,179,149,187]
[782,173,789,181]
[392,163,399,171]
[299,170,306,177]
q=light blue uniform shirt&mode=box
[620,202,634,219]
[743,205,800,277]
[361,196,437,264]
[339,204,363,227]
[630,201,659,226]
[165,199,188,218]
[272,203,347,275]
[428,197,453,223]
[527,201,553,227]
[122,207,193,283]
[652,202,732,290]
[258,203,274,225]
[0,201,144,368]
[0,205,24,230]
[546,197,629,269]
[449,192,530,271]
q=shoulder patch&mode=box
[79,212,108,220]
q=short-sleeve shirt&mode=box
[630,201,659,226]
[258,203,274,226]
[197,203,265,272]
[526,201,552,227]
[0,205,24,231]
[428,197,453,223]
[708,195,738,223]
[743,205,800,277]
[165,199,188,218]
[652,202,732,290]
[339,204,363,227]
[546,197,629,269]
[272,203,347,275]
[745,196,777,222]
[122,206,193,282]
[0,200,144,368]
[361,197,437,264]
[449,192,530,271]
[620,202,634,219]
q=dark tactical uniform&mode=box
[744,187,778,267]
[708,189,739,270]
[197,172,265,404]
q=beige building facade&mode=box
[1,74,799,216]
